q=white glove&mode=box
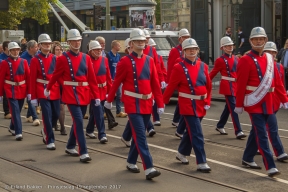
[95,99,101,106]
[157,108,164,115]
[152,100,155,106]
[27,94,31,101]
[234,107,243,114]
[106,94,108,98]
[280,103,283,109]
[283,102,288,109]
[161,81,167,89]
[31,99,38,107]
[44,88,50,97]
[0,96,2,102]
[204,105,210,110]
[104,101,112,109]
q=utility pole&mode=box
[106,0,111,30]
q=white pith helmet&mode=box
[38,34,52,44]
[130,29,146,41]
[182,38,199,50]
[143,29,151,38]
[124,38,131,48]
[178,28,190,38]
[89,40,102,51]
[67,29,82,41]
[148,38,156,46]
[249,27,267,39]
[220,36,234,48]
[263,41,277,52]
[8,42,20,50]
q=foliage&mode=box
[0,0,58,29]
[155,0,161,25]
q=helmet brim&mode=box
[183,45,199,50]
[263,48,277,52]
[67,37,82,41]
[130,37,146,41]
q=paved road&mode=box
[0,100,288,192]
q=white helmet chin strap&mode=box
[223,47,233,53]
[69,42,81,50]
[92,50,100,57]
[250,42,266,49]
[185,52,198,58]
[9,51,19,58]
[132,41,145,50]
[39,44,51,52]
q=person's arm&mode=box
[204,64,212,106]
[209,58,222,80]
[46,56,64,91]
[87,57,100,99]
[236,57,251,107]
[105,58,112,93]
[29,58,38,99]
[24,60,31,95]
[0,61,7,96]
[163,65,181,104]
[149,58,164,108]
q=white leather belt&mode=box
[179,92,207,100]
[124,90,152,100]
[36,79,49,84]
[98,81,107,88]
[5,80,25,86]
[63,81,89,86]
[246,86,274,92]
[221,76,236,82]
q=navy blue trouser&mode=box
[116,86,122,114]
[266,111,285,157]
[67,105,88,155]
[8,98,24,135]
[217,95,242,135]
[86,100,106,139]
[3,92,10,115]
[176,116,186,135]
[178,116,206,164]
[152,101,160,122]
[243,114,276,170]
[26,99,38,120]
[172,103,180,123]
[39,99,60,144]
[122,120,154,141]
[127,114,153,170]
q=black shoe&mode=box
[242,161,262,169]
[148,129,156,137]
[53,125,60,131]
[108,122,118,129]
[146,170,161,180]
[60,128,67,135]
[126,166,140,173]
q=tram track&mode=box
[0,124,248,192]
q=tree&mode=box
[155,0,161,25]
[0,0,57,29]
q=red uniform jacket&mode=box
[143,45,164,82]
[158,54,167,82]
[274,62,286,111]
[107,52,164,114]
[167,44,182,83]
[0,57,30,99]
[163,59,212,117]
[46,51,100,105]
[30,53,60,100]
[209,53,237,96]
[236,50,288,114]
[91,56,112,101]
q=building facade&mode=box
[18,0,157,41]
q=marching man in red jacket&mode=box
[104,29,164,180]
[163,38,212,173]
[209,37,246,139]
[235,27,288,177]
[262,41,288,162]
[0,42,30,140]
[85,40,116,143]
[167,28,190,128]
[44,29,100,162]
[30,34,60,150]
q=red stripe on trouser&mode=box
[42,113,48,144]
[225,96,239,133]
[265,123,278,156]
[183,116,198,164]
[67,105,81,155]
[249,115,269,170]
[128,116,147,170]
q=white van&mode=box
[81,29,179,68]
